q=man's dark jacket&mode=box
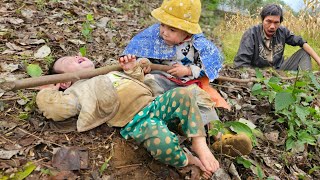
[234,24,306,69]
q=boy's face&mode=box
[159,23,190,46]
[53,56,95,73]
[262,15,281,38]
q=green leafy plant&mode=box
[99,154,113,176]
[44,55,55,66]
[255,164,265,179]
[1,162,37,180]
[79,46,87,57]
[236,156,252,168]
[26,64,43,77]
[225,121,257,145]
[208,120,225,136]
[203,0,220,11]
[82,14,94,42]
[252,69,320,151]
[40,168,53,176]
[208,120,257,145]
[80,14,95,56]
[0,101,6,112]
[309,165,320,175]
[18,112,29,120]
[36,0,46,10]
[17,92,36,120]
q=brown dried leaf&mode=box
[52,147,88,171]
[0,63,20,72]
[6,42,24,51]
[6,18,24,25]
[264,131,279,143]
[18,39,45,46]
[0,149,19,159]
[21,9,35,19]
[1,49,16,55]
[50,171,78,180]
[177,165,201,180]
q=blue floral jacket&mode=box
[122,23,223,81]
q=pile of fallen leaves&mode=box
[1,0,319,179]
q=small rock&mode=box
[34,45,51,58]
[211,168,231,180]
[96,17,110,28]
[264,131,279,143]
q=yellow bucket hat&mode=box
[151,0,202,34]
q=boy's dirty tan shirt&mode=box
[36,66,154,132]
[106,68,154,127]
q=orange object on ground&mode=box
[198,76,231,110]
[167,75,230,110]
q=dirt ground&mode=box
[1,0,319,179]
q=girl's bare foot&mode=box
[191,136,220,175]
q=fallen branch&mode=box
[0,64,174,91]
[217,76,258,83]
[4,63,313,92]
[0,65,122,91]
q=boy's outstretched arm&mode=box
[119,54,137,71]
[118,54,144,82]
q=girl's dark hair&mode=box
[260,4,283,23]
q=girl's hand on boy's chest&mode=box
[167,64,191,77]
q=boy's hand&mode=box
[167,64,192,78]
[119,54,137,71]
[139,58,152,74]
[36,83,61,90]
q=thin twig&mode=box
[17,127,62,147]
[0,96,31,101]
[212,83,247,91]
[0,135,16,144]
[115,163,143,169]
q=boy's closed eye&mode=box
[170,28,176,32]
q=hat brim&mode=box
[151,8,202,34]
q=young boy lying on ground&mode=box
[36,55,251,179]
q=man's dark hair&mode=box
[260,4,283,23]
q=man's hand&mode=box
[119,54,137,71]
[303,43,320,69]
[167,64,192,78]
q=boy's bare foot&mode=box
[186,153,205,171]
[191,137,220,176]
[186,154,211,179]
[119,54,137,71]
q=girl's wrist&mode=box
[188,67,192,76]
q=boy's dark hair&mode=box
[260,4,283,23]
[48,59,58,75]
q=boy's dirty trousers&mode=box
[121,87,206,167]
